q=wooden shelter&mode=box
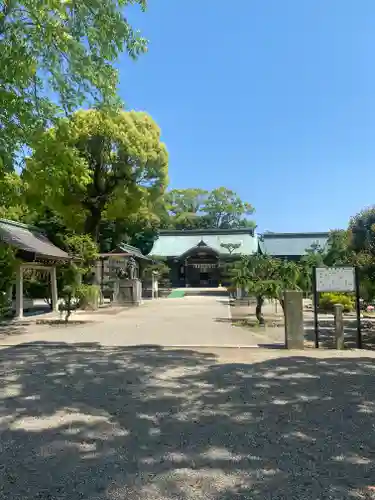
[0,219,70,318]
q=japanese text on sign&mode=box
[315,267,355,293]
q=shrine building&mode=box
[148,228,329,288]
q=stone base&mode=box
[114,279,142,306]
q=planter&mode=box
[229,299,250,320]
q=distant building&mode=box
[148,228,329,288]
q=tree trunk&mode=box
[279,296,285,312]
[84,206,102,242]
[255,295,265,324]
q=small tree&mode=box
[229,255,278,324]
[299,243,326,293]
[274,259,301,310]
[220,242,242,255]
[142,258,171,288]
[59,263,81,323]
[229,254,302,324]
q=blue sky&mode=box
[119,0,375,233]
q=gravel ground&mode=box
[1,344,375,499]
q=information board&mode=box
[315,267,355,293]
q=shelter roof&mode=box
[0,219,69,260]
[259,232,329,256]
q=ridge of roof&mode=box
[158,228,255,236]
[118,242,144,254]
[0,218,44,234]
[261,231,330,239]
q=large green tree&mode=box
[203,187,255,228]
[349,207,375,255]
[166,188,208,216]
[0,171,27,220]
[324,229,353,267]
[0,0,147,168]
[24,108,168,241]
[348,207,375,302]
[164,188,210,229]
[164,187,255,230]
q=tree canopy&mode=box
[164,187,255,230]
[0,0,147,168]
[24,108,168,240]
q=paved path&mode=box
[0,296,284,348]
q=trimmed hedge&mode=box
[319,292,354,313]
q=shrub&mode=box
[0,244,17,318]
[319,292,354,313]
[142,259,170,280]
[76,284,100,310]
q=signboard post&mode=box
[312,266,361,348]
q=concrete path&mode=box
[0,296,284,348]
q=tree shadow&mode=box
[0,342,375,499]
[0,322,31,340]
[304,317,375,350]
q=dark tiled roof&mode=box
[0,219,69,259]
[260,232,329,256]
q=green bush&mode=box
[76,284,100,310]
[0,244,17,318]
[319,292,354,313]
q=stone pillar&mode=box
[50,266,58,313]
[284,290,304,349]
[152,272,158,299]
[334,303,345,350]
[236,287,243,299]
[15,265,23,319]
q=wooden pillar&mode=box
[50,266,58,312]
[15,265,23,319]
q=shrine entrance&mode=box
[183,246,220,287]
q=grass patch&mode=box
[167,290,185,298]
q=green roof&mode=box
[260,232,329,256]
[149,229,258,257]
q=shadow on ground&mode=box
[0,323,31,340]
[0,343,375,499]
[304,317,375,350]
